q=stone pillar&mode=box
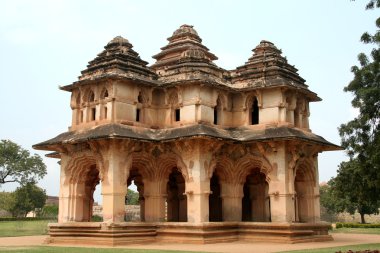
[73,183,86,221]
[144,180,166,222]
[220,182,243,221]
[268,144,294,222]
[101,145,130,223]
[58,159,70,223]
[313,155,321,222]
[185,180,210,223]
[179,140,214,223]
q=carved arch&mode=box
[234,154,273,184]
[294,158,316,186]
[64,153,97,181]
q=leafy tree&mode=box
[336,0,380,223]
[9,183,47,217]
[41,204,58,218]
[0,191,16,215]
[332,161,378,223]
[0,140,47,185]
[126,189,139,205]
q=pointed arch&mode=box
[234,154,272,184]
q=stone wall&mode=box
[92,205,141,221]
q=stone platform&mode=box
[47,222,332,246]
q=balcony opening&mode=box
[175,109,180,122]
[91,108,96,121]
[136,109,140,122]
[251,97,259,125]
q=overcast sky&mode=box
[0,0,378,203]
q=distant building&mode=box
[46,196,59,206]
[34,24,340,245]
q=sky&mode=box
[0,0,378,203]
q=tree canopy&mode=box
[0,140,47,186]
[0,183,47,217]
[333,0,380,223]
[126,189,139,205]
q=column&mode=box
[220,182,243,221]
[185,180,210,223]
[143,180,166,222]
[268,144,294,222]
[101,146,130,223]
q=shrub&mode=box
[335,222,380,228]
[91,215,103,222]
[0,217,54,221]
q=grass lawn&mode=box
[332,227,380,234]
[0,220,54,237]
[0,247,203,253]
[279,243,380,253]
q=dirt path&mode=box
[0,234,379,252]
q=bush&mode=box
[91,215,103,222]
[41,205,58,218]
[335,222,380,228]
[0,217,54,221]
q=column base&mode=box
[47,221,332,245]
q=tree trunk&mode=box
[360,212,366,224]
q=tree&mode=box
[10,183,47,217]
[336,1,380,223]
[0,191,16,215]
[126,189,139,205]
[0,140,47,185]
[333,161,378,223]
[41,204,58,218]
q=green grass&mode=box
[0,220,55,237]
[332,227,380,234]
[0,247,202,253]
[279,243,380,253]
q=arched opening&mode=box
[209,173,222,221]
[167,169,187,222]
[71,163,101,222]
[84,166,101,222]
[100,88,109,99]
[76,92,81,106]
[214,97,222,125]
[242,168,270,222]
[91,107,96,121]
[168,91,180,123]
[136,91,143,123]
[251,97,259,125]
[175,109,180,122]
[294,165,315,222]
[103,106,108,120]
[137,92,143,103]
[88,90,95,102]
[126,169,145,221]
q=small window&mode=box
[137,92,143,103]
[104,107,108,119]
[103,89,108,98]
[251,97,259,125]
[136,109,140,122]
[89,91,95,102]
[91,108,96,121]
[214,108,218,125]
[175,109,180,122]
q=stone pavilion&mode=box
[34,24,340,245]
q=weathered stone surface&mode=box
[34,24,340,246]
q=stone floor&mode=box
[0,233,379,253]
